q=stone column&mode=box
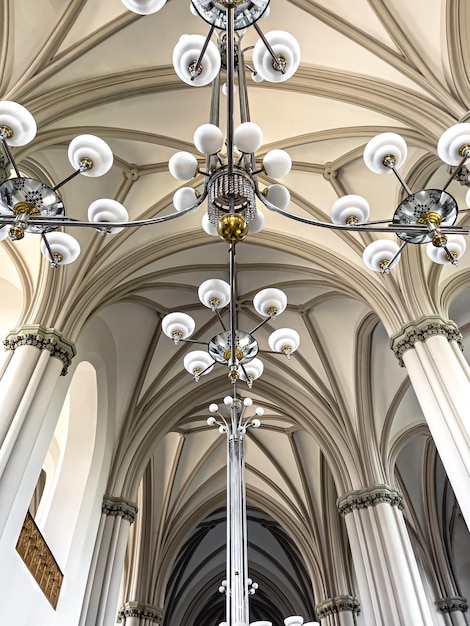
[391,315,470,529]
[117,601,162,626]
[0,325,75,544]
[80,496,138,626]
[337,485,434,626]
[436,597,469,626]
[315,595,360,626]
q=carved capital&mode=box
[117,601,163,624]
[4,325,76,375]
[102,495,138,524]
[436,596,469,613]
[337,484,404,517]
[390,315,463,367]
[316,595,360,618]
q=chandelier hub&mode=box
[0,177,65,234]
[190,0,270,30]
[393,189,458,244]
[0,125,13,140]
[217,213,248,242]
[209,330,259,365]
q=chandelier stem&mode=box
[226,5,235,177]
[0,136,20,177]
[442,152,469,192]
[52,168,81,191]
[237,40,257,174]
[229,242,237,371]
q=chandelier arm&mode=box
[176,338,208,345]
[256,189,470,235]
[0,191,208,229]
[191,24,216,81]
[248,315,272,335]
[253,21,284,73]
[214,307,228,332]
[40,233,56,266]
[442,152,469,192]
[52,168,82,192]
[380,240,407,274]
[193,359,217,380]
[389,164,413,196]
[1,136,20,177]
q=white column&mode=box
[391,316,470,530]
[0,326,75,544]
[80,496,138,626]
[338,485,434,626]
[117,602,162,626]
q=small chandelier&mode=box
[206,393,319,626]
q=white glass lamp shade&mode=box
[169,151,198,180]
[40,232,80,265]
[202,212,218,236]
[0,101,37,146]
[240,358,264,382]
[248,209,264,234]
[426,234,466,264]
[68,134,113,177]
[173,34,221,87]
[253,287,287,317]
[285,617,304,626]
[253,31,300,82]
[250,622,272,626]
[268,328,300,358]
[303,623,320,626]
[173,187,199,213]
[198,278,231,309]
[162,312,195,341]
[263,149,292,178]
[330,194,370,225]
[363,132,407,174]
[120,0,166,13]
[183,350,214,378]
[268,328,300,356]
[234,122,263,154]
[0,226,9,240]
[466,188,470,208]
[438,123,470,166]
[251,72,264,83]
[193,123,224,155]
[264,184,290,209]
[88,198,129,234]
[222,82,237,96]
[363,239,400,272]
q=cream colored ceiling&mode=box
[2,0,470,620]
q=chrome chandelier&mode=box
[0,0,468,272]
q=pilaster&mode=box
[436,597,469,626]
[316,595,360,626]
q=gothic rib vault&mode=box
[0,1,470,625]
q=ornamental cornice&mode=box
[390,315,463,367]
[102,496,138,524]
[337,484,404,517]
[316,595,360,618]
[436,596,469,613]
[117,601,162,624]
[3,325,76,376]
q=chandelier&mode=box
[0,1,467,273]
[205,393,319,626]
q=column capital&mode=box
[102,495,138,524]
[117,601,162,624]
[436,596,469,613]
[3,325,76,375]
[337,484,404,516]
[316,595,360,618]
[390,315,463,367]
